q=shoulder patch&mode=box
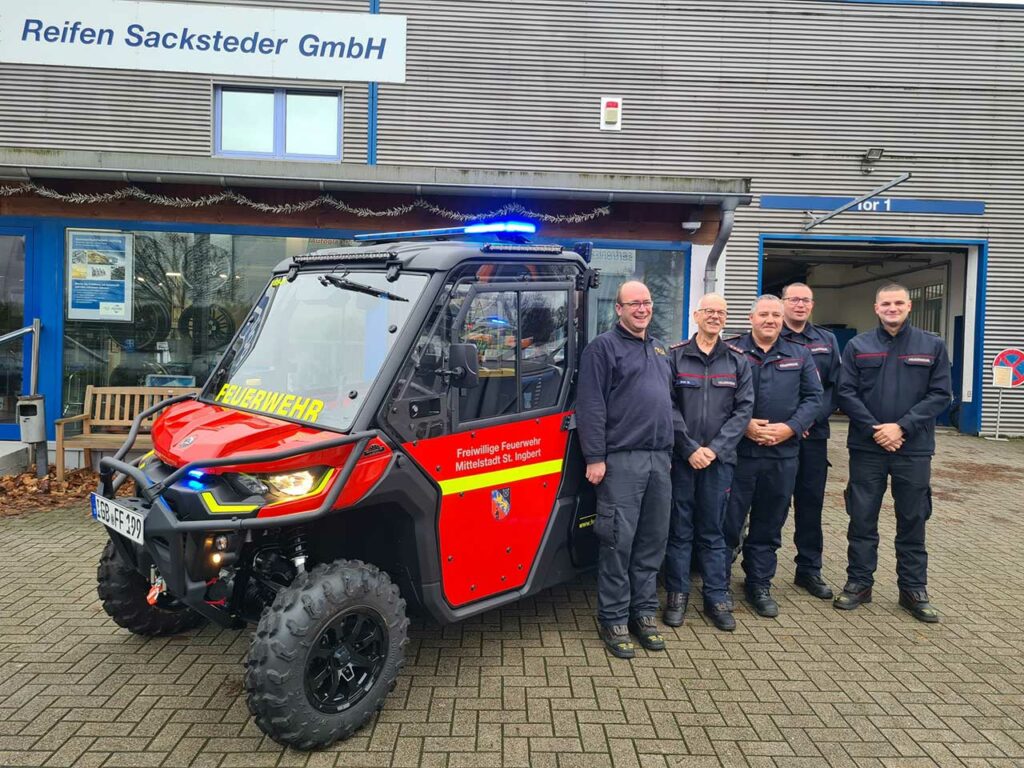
[726,343,745,355]
[669,339,691,350]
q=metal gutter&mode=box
[704,197,742,294]
[0,147,751,205]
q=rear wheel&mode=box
[245,559,408,750]
[97,540,206,636]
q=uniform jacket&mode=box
[668,336,755,466]
[729,333,824,459]
[781,322,840,440]
[576,323,675,463]
[838,322,952,456]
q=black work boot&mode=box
[627,616,666,651]
[833,582,872,611]
[794,572,834,600]
[745,585,779,618]
[703,601,736,632]
[598,624,635,659]
[899,590,940,623]
[662,592,689,627]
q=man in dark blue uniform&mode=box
[724,295,823,618]
[781,282,841,600]
[577,280,675,658]
[664,293,754,632]
[835,283,952,622]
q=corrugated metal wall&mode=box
[0,0,370,162]
[378,0,1024,434]
[0,0,1020,431]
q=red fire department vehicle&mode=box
[91,222,602,749]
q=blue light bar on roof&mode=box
[464,221,537,234]
[353,220,537,242]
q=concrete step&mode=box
[0,441,30,475]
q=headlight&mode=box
[263,469,320,497]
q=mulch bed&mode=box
[0,466,129,517]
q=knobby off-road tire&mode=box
[245,559,408,750]
[97,540,206,636]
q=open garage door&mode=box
[761,239,975,432]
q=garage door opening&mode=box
[761,239,975,432]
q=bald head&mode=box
[693,293,728,341]
[615,280,654,338]
[615,280,648,304]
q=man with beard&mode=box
[724,295,822,618]
[664,293,754,632]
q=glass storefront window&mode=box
[587,248,688,343]
[62,230,355,420]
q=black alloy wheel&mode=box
[245,559,408,750]
[305,609,387,713]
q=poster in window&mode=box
[66,230,134,322]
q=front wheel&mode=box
[97,540,206,636]
[245,559,408,750]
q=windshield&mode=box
[203,270,428,431]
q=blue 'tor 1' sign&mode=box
[760,195,985,216]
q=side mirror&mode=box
[444,343,479,389]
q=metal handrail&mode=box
[0,318,41,395]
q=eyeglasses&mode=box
[698,308,727,317]
[618,300,653,310]
[783,297,813,305]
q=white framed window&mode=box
[908,283,945,335]
[214,87,342,161]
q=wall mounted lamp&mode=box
[861,146,885,174]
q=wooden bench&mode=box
[54,385,200,482]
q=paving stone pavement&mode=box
[1,427,1023,768]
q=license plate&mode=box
[91,494,145,545]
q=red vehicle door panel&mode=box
[403,412,570,606]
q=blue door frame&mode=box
[0,225,36,441]
[758,233,988,436]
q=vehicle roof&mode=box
[274,239,588,274]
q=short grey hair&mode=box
[749,294,783,313]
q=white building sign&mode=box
[0,0,407,83]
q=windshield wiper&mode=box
[319,273,408,302]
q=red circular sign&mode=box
[993,348,1024,387]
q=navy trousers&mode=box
[725,455,799,589]
[594,450,672,625]
[664,459,733,606]
[793,438,829,577]
[845,450,931,591]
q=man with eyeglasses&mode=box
[780,283,841,601]
[724,295,822,618]
[664,294,754,631]
[834,283,951,622]
[577,280,675,658]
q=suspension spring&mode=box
[288,528,309,573]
